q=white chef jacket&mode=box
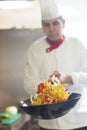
[24,36,87,129]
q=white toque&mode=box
[39,0,60,20]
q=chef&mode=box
[24,0,87,129]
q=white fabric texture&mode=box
[39,0,60,20]
[24,36,87,129]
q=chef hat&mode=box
[39,0,60,20]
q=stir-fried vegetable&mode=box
[30,80,70,105]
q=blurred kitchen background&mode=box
[0,0,87,111]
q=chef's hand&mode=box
[49,71,73,84]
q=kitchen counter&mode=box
[0,114,31,130]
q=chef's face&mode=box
[42,17,65,42]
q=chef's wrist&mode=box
[65,74,73,84]
[59,74,73,84]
